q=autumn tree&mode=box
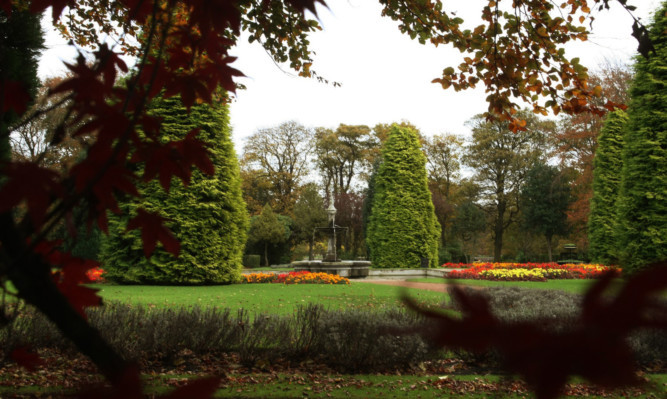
[553,63,633,247]
[367,125,440,268]
[464,111,552,262]
[520,163,573,262]
[424,133,463,247]
[293,183,327,260]
[334,191,366,258]
[379,0,647,128]
[314,124,376,195]
[616,3,667,274]
[10,75,92,169]
[241,120,313,214]
[588,110,628,265]
[452,200,486,263]
[248,204,290,267]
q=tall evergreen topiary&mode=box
[366,125,440,268]
[616,2,667,274]
[588,110,627,265]
[101,93,248,284]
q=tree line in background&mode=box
[231,60,655,268]
[12,60,657,271]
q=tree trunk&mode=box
[308,237,314,261]
[264,242,269,267]
[493,219,504,262]
[0,213,128,385]
[493,200,506,262]
[546,235,553,262]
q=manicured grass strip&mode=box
[142,374,666,399]
[404,278,623,294]
[2,373,663,398]
[95,283,448,316]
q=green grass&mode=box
[96,283,448,316]
[7,373,655,399]
[404,278,621,294]
[2,374,664,398]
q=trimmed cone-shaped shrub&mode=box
[588,110,627,265]
[366,125,440,268]
[101,93,249,284]
[615,3,667,274]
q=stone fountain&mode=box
[292,200,370,278]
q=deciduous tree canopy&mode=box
[464,110,551,261]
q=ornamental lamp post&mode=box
[324,201,338,261]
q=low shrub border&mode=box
[443,262,620,281]
[242,271,350,285]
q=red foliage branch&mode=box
[402,263,667,399]
[0,0,326,395]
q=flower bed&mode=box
[243,271,350,285]
[86,267,105,283]
[444,262,620,281]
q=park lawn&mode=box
[96,282,448,316]
[404,278,622,294]
[6,373,661,399]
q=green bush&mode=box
[243,255,261,268]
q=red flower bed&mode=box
[86,267,105,283]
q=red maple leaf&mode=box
[2,81,31,115]
[188,0,242,36]
[163,376,220,399]
[95,44,129,89]
[0,0,12,15]
[0,162,63,227]
[33,241,103,318]
[117,0,154,23]
[164,74,211,110]
[10,346,44,372]
[126,209,180,257]
[181,129,215,176]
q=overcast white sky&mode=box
[38,0,662,150]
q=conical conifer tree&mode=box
[367,125,440,268]
[615,2,667,273]
[588,110,627,265]
[101,93,248,284]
